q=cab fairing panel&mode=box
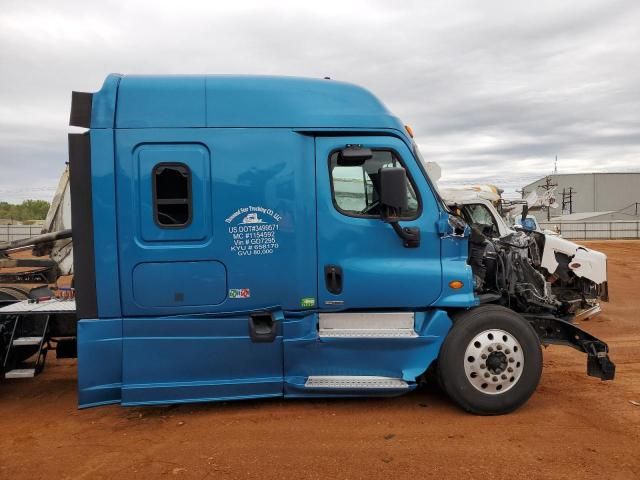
[90,129,122,318]
[107,74,404,131]
[77,318,123,408]
[120,316,283,406]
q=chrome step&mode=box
[305,375,409,390]
[5,368,36,379]
[318,312,417,339]
[13,336,43,346]
[319,328,417,338]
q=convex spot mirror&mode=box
[337,146,373,166]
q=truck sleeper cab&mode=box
[68,75,614,415]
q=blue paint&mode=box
[90,74,121,128]
[114,128,317,317]
[132,261,227,307]
[117,76,206,128]
[77,318,122,407]
[76,74,476,408]
[121,316,283,405]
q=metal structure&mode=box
[0,224,42,243]
[540,221,640,240]
[522,173,640,222]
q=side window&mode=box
[330,150,419,219]
[153,163,192,227]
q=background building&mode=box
[521,173,640,222]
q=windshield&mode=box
[461,203,501,237]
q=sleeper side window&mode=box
[153,163,192,227]
[329,150,419,219]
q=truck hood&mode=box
[541,234,607,285]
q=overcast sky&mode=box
[1,0,639,203]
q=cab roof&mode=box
[87,74,405,131]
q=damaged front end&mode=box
[525,314,615,380]
[468,225,607,320]
[466,225,615,380]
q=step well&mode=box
[13,336,43,346]
[304,376,409,390]
[5,368,36,379]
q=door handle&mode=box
[249,312,278,343]
[324,265,343,294]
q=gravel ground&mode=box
[0,241,638,479]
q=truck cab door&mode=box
[315,136,442,309]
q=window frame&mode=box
[328,147,422,221]
[152,162,193,229]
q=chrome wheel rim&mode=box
[463,329,525,395]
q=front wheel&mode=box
[438,305,543,415]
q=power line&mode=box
[538,176,558,221]
[562,187,576,215]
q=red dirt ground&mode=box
[0,241,638,479]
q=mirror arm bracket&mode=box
[390,221,420,248]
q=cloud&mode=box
[1,0,639,202]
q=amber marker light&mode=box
[405,125,415,138]
[449,280,464,289]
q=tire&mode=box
[438,305,543,415]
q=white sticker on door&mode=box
[225,206,281,257]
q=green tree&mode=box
[0,200,50,221]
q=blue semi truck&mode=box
[0,75,614,414]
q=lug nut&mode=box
[509,358,515,363]
[496,345,502,350]
[481,354,487,360]
[492,376,498,382]
[507,367,513,373]
[501,374,507,380]
[480,364,486,369]
[488,347,493,352]
[484,372,490,378]
[505,349,511,354]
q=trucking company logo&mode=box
[225,206,281,257]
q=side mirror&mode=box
[379,167,408,221]
[521,204,529,221]
[337,146,372,166]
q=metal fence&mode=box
[0,224,43,243]
[539,221,640,240]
